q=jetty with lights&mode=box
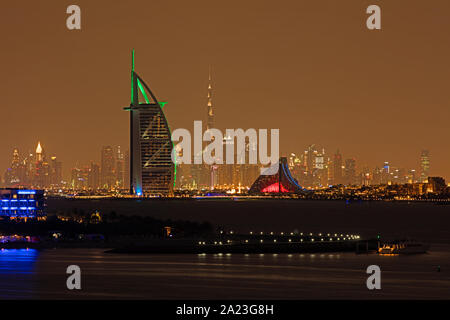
[108,230,369,254]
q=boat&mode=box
[378,240,430,255]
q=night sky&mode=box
[1,1,449,179]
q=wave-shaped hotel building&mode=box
[249,157,305,194]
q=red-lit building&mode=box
[249,158,305,194]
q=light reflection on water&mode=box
[0,248,39,299]
[0,248,39,273]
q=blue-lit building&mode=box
[0,189,45,219]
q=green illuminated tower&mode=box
[124,50,174,196]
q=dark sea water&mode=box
[0,247,449,299]
[1,199,449,299]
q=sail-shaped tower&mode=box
[124,50,174,196]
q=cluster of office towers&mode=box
[0,51,435,194]
[2,140,432,192]
[3,142,63,189]
[288,147,431,188]
[70,146,130,191]
[2,143,131,191]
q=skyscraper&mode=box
[36,142,43,162]
[420,150,430,182]
[124,50,174,196]
[303,144,316,174]
[206,67,217,190]
[206,66,214,131]
[115,146,125,189]
[50,156,63,186]
[12,148,19,170]
[332,150,343,185]
[380,161,390,184]
[101,146,115,189]
[344,158,356,185]
[124,149,130,190]
[88,162,100,190]
[34,141,50,188]
[71,166,89,190]
[5,148,21,185]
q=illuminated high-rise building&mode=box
[303,144,316,174]
[407,169,417,184]
[206,67,218,190]
[124,149,130,190]
[35,142,43,162]
[206,66,214,131]
[361,166,371,186]
[4,148,21,186]
[313,149,328,187]
[344,158,356,185]
[420,150,430,183]
[298,144,328,187]
[50,156,63,186]
[332,150,343,185]
[12,148,20,169]
[124,50,174,196]
[191,163,208,190]
[115,146,125,188]
[218,134,234,187]
[381,161,390,184]
[23,152,35,186]
[326,157,334,185]
[242,140,260,188]
[34,141,50,188]
[71,166,89,190]
[88,162,100,190]
[101,146,115,189]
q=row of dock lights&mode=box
[206,232,360,246]
[204,236,360,246]
[246,232,358,237]
[249,237,361,243]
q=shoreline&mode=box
[47,195,450,203]
[1,239,378,254]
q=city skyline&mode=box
[1,1,450,304]
[1,139,443,191]
[1,1,449,182]
[1,62,446,184]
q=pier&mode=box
[108,231,370,254]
